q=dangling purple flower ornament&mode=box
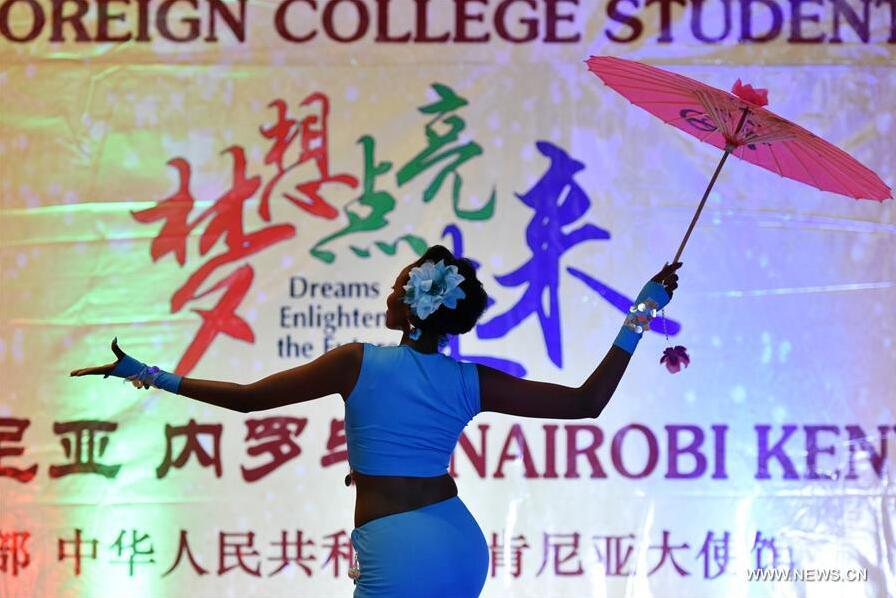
[402,259,466,320]
[658,306,689,374]
[660,345,690,374]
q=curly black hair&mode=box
[405,245,488,341]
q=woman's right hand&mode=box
[650,261,683,301]
[69,338,126,379]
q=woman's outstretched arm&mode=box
[178,341,362,413]
[71,339,363,414]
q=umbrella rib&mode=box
[597,79,696,97]
[785,141,855,197]
[783,141,836,194]
[807,137,885,189]
[696,91,735,139]
[767,146,785,177]
[823,154,876,198]
[635,99,707,106]
[597,72,713,97]
[597,63,716,92]
[805,140,883,196]
[827,149,867,194]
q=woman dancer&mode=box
[70,244,681,597]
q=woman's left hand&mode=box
[69,338,127,379]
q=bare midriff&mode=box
[349,470,458,528]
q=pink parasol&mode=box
[584,55,893,372]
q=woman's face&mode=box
[385,265,413,330]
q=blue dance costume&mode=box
[345,343,488,597]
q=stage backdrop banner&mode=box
[2,2,894,597]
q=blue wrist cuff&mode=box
[106,353,183,394]
[636,280,671,310]
[613,325,642,355]
[154,371,183,394]
[107,354,146,379]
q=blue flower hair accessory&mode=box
[402,259,466,320]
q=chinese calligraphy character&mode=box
[219,532,260,576]
[396,83,495,220]
[0,418,37,483]
[489,531,529,578]
[58,529,98,576]
[593,533,637,576]
[49,421,120,479]
[259,94,358,221]
[268,530,316,577]
[0,531,30,576]
[241,417,307,482]
[536,531,584,576]
[647,530,690,576]
[162,530,209,577]
[156,420,223,478]
[751,531,795,571]
[475,142,609,368]
[697,531,731,579]
[320,530,353,578]
[131,149,296,375]
[110,529,156,576]
[311,135,426,263]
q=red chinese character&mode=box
[647,530,690,576]
[58,529,98,576]
[219,532,260,576]
[0,418,37,483]
[49,420,120,479]
[267,530,316,577]
[131,148,296,375]
[0,531,30,576]
[697,530,732,579]
[489,531,529,578]
[320,418,347,468]
[259,93,358,221]
[156,420,223,479]
[593,533,636,577]
[162,530,209,577]
[751,530,794,571]
[241,417,308,482]
[536,531,583,576]
[319,530,353,578]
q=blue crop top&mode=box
[344,343,481,477]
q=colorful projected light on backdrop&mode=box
[1,2,894,597]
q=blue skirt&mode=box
[350,495,489,597]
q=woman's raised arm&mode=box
[477,261,681,420]
[477,344,630,420]
[70,339,363,413]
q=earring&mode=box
[406,315,422,341]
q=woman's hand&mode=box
[650,261,683,301]
[69,337,126,379]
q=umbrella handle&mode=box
[672,108,750,264]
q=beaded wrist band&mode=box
[106,351,183,394]
[126,365,163,388]
[613,281,669,355]
[623,298,660,334]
